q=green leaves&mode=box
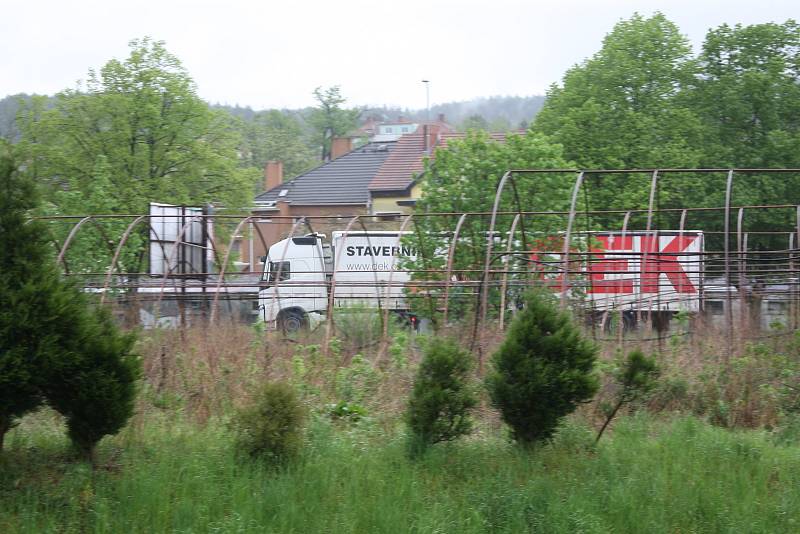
[534,13,703,171]
[486,291,599,446]
[408,131,572,321]
[307,86,360,157]
[406,338,477,456]
[19,38,254,216]
[693,21,800,168]
[241,110,316,181]
[0,149,140,456]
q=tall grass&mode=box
[2,412,800,533]
[3,320,800,532]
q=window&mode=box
[705,300,724,316]
[278,189,289,197]
[385,127,393,133]
[266,261,290,283]
[402,127,409,133]
[767,301,788,313]
[375,212,402,221]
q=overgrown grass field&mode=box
[2,320,800,533]
[3,412,800,533]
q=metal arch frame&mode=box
[597,210,633,334]
[480,170,532,326]
[678,209,689,296]
[737,206,748,328]
[324,215,362,354]
[100,215,147,304]
[724,169,735,340]
[57,216,94,267]
[408,213,444,332]
[498,213,521,330]
[636,170,661,329]
[56,216,117,269]
[381,213,415,345]
[559,171,586,307]
[102,217,183,306]
[210,214,298,323]
[153,214,207,309]
[442,213,469,325]
[320,214,395,353]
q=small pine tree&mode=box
[0,144,60,449]
[406,338,478,456]
[47,307,140,458]
[232,382,306,466]
[595,350,659,443]
[486,291,598,446]
[0,144,140,457]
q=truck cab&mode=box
[260,235,328,331]
[259,231,414,332]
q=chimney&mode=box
[437,113,446,123]
[264,160,283,191]
[330,137,353,160]
[426,124,441,153]
[422,124,429,152]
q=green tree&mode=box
[406,338,477,456]
[231,382,306,467]
[0,144,140,456]
[486,291,598,446]
[0,142,51,449]
[406,131,573,322]
[595,350,659,443]
[693,20,800,168]
[534,13,703,170]
[241,110,316,183]
[21,38,254,213]
[532,13,707,226]
[307,86,360,159]
[48,306,139,459]
[17,38,257,273]
[689,21,800,245]
[460,114,489,132]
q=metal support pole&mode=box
[560,171,585,307]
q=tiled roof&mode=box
[368,131,512,192]
[255,142,396,206]
[368,133,429,192]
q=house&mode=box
[368,129,513,216]
[243,138,397,269]
[240,119,514,271]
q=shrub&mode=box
[232,382,306,466]
[596,349,659,443]
[48,307,140,458]
[0,148,49,448]
[486,291,598,446]
[406,338,477,456]
[0,146,139,457]
[328,401,367,422]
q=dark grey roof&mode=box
[255,142,396,205]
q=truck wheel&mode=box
[278,310,307,334]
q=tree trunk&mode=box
[0,415,10,452]
[595,399,624,444]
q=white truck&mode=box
[259,229,704,333]
[258,232,416,332]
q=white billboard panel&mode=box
[149,203,207,277]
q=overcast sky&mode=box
[2,0,797,110]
